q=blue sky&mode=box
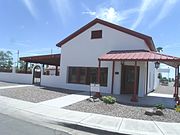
[0,0,180,77]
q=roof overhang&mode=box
[20,54,61,66]
[98,50,180,67]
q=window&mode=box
[87,68,98,84]
[91,30,102,39]
[79,67,87,84]
[68,67,108,86]
[68,67,78,83]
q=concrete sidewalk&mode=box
[39,92,89,108]
[0,84,32,89]
[0,95,179,135]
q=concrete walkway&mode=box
[0,95,179,135]
[0,84,32,89]
[39,92,89,108]
[148,93,173,98]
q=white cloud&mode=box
[49,0,72,24]
[22,0,38,19]
[83,7,138,25]
[149,0,178,28]
[131,0,157,30]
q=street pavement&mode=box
[0,82,179,135]
[0,113,69,135]
[0,95,179,135]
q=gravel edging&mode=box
[0,86,79,103]
[64,99,180,123]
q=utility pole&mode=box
[51,49,53,54]
[17,50,19,68]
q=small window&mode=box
[91,30,102,39]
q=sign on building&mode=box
[90,83,100,92]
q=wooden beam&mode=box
[175,66,179,101]
[174,67,178,98]
[95,60,101,98]
[25,62,28,73]
[146,61,148,95]
[55,66,58,76]
[111,61,115,94]
[97,60,101,84]
[177,66,179,97]
[131,61,138,102]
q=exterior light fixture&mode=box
[155,61,160,69]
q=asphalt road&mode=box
[0,113,126,135]
[0,113,69,135]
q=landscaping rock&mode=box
[145,109,154,116]
[155,109,164,116]
[94,98,100,102]
[87,97,94,102]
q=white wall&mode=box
[147,62,157,93]
[0,72,33,84]
[41,75,62,88]
[59,23,150,93]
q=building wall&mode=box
[41,75,61,88]
[147,61,158,93]
[59,23,150,95]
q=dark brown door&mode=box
[121,65,139,94]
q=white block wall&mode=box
[0,72,33,84]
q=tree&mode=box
[157,47,163,53]
[18,60,26,70]
[0,51,13,69]
[158,73,162,79]
[168,78,172,82]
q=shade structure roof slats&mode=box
[99,50,180,67]
[20,54,61,66]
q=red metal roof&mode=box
[98,50,180,62]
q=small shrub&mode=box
[102,96,116,104]
[176,105,180,112]
[155,104,165,110]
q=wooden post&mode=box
[42,64,45,75]
[96,60,101,97]
[174,67,178,98]
[111,61,115,94]
[131,61,138,102]
[175,66,179,101]
[25,62,28,73]
[55,66,58,76]
[146,61,148,95]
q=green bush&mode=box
[155,104,165,110]
[102,96,116,104]
[176,105,180,112]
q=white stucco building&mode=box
[55,18,160,100]
[2,18,180,101]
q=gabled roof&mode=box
[56,18,156,51]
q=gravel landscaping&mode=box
[0,85,79,103]
[0,81,18,87]
[64,99,180,123]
